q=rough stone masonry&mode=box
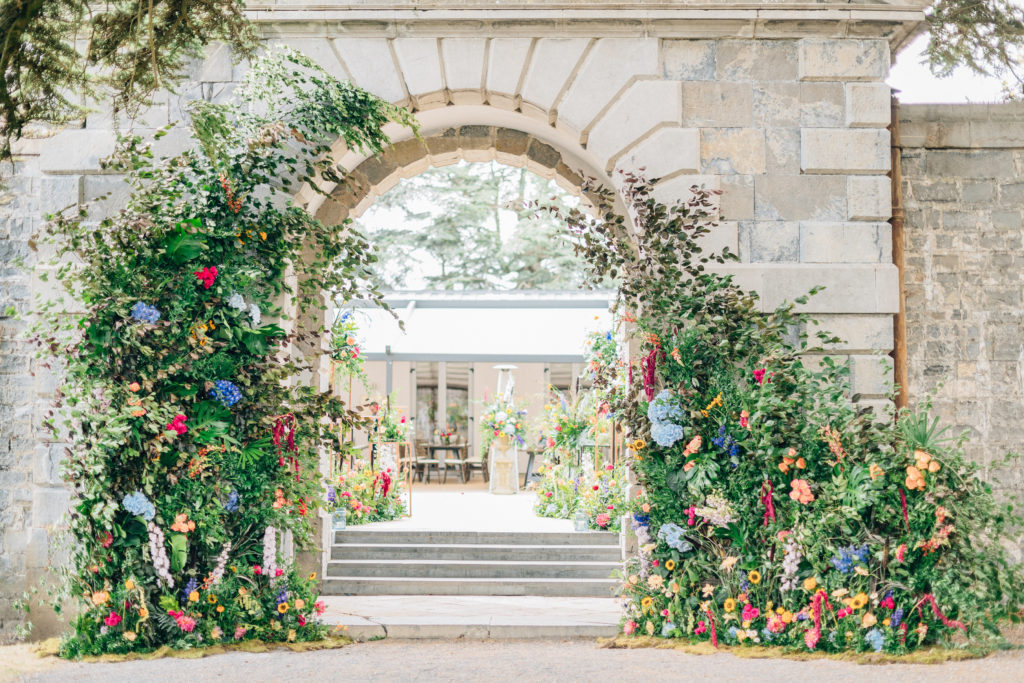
[0,0,1019,638]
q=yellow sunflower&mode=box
[277,602,290,614]
[850,592,868,610]
[665,560,676,571]
[748,570,762,585]
[207,594,218,604]
[724,598,737,613]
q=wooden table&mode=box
[421,443,468,483]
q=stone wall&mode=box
[900,103,1024,489]
[0,2,926,639]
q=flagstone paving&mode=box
[11,638,1024,682]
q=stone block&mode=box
[616,128,700,179]
[911,180,958,202]
[681,82,753,128]
[701,128,766,175]
[197,43,233,82]
[801,129,889,174]
[799,39,889,82]
[270,38,347,82]
[800,83,845,127]
[493,129,531,165]
[754,83,800,127]
[850,354,893,397]
[962,180,995,204]
[39,177,81,216]
[30,487,70,527]
[663,40,716,80]
[25,528,49,569]
[651,174,720,207]
[333,38,406,104]
[716,40,798,82]
[558,38,660,135]
[846,82,891,127]
[799,222,891,264]
[847,176,891,220]
[39,131,115,174]
[925,150,1016,179]
[486,38,532,97]
[699,221,739,256]
[738,221,799,262]
[808,314,894,352]
[720,175,755,220]
[442,38,486,92]
[708,263,898,313]
[520,39,589,112]
[587,81,681,165]
[765,128,801,174]
[82,176,131,220]
[755,175,846,221]
[393,38,445,106]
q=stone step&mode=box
[333,530,619,546]
[323,576,620,597]
[326,559,619,579]
[330,543,621,562]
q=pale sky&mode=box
[889,34,1009,103]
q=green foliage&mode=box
[358,161,592,290]
[32,48,415,655]
[924,1,1024,96]
[0,0,257,163]
[532,459,627,532]
[552,173,1024,653]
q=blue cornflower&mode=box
[605,331,613,341]
[122,491,155,520]
[223,490,239,512]
[209,379,242,407]
[865,628,884,652]
[130,301,161,324]
[182,577,198,604]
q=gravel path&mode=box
[16,639,1024,683]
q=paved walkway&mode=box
[322,595,621,639]
[14,638,1024,682]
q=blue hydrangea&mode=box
[728,626,738,639]
[865,628,884,652]
[182,577,198,604]
[661,621,676,637]
[761,628,774,642]
[657,522,692,552]
[130,301,161,324]
[122,491,155,520]
[224,490,239,512]
[651,421,685,448]
[647,390,683,423]
[209,379,242,407]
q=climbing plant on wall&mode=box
[33,48,416,656]
[554,174,1024,653]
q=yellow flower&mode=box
[850,592,868,609]
[632,439,646,450]
[230,565,238,573]
[665,560,676,571]
[861,612,877,628]
[278,602,290,614]
[216,605,225,613]
[781,611,794,624]
[803,577,817,591]
[138,607,149,620]
[748,570,761,585]
[308,572,317,581]
[288,629,297,642]
[208,594,218,604]
[125,580,135,591]
[883,618,891,627]
[724,598,737,613]
[189,590,200,603]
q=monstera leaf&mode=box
[169,533,188,573]
[163,224,205,264]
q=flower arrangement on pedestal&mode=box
[550,175,1024,654]
[480,399,528,454]
[329,310,365,384]
[33,49,416,657]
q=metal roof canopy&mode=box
[343,290,616,362]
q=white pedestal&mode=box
[489,435,519,495]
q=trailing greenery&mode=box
[0,0,257,162]
[551,174,1024,653]
[32,48,416,656]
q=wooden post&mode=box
[890,95,909,413]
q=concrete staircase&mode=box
[324,529,621,598]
